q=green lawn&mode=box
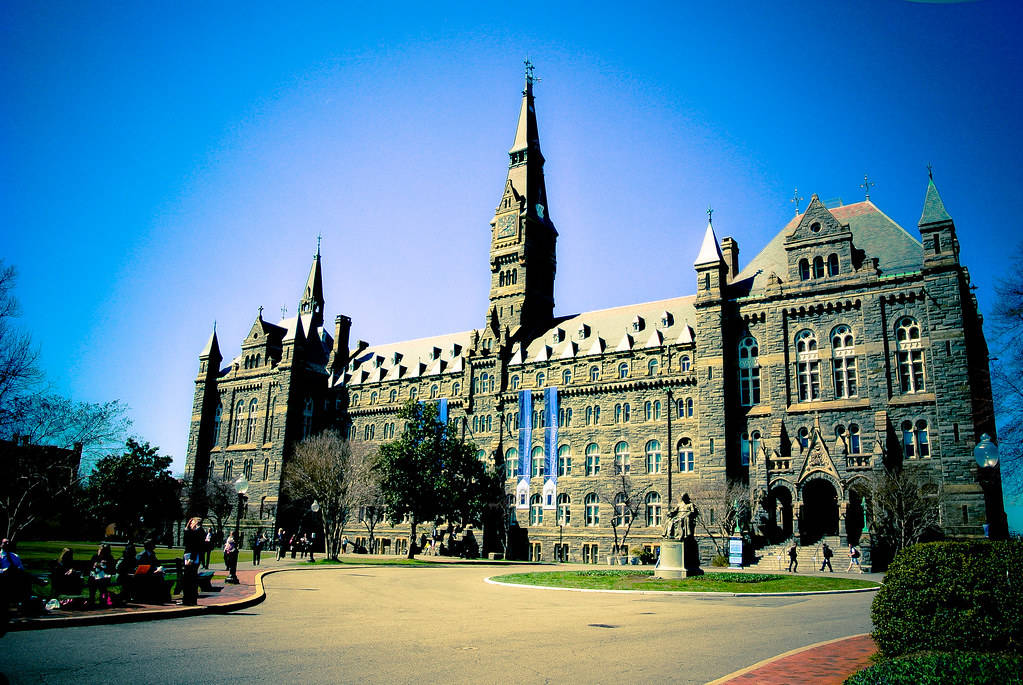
[13,539,252,570]
[490,569,879,593]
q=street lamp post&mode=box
[973,434,1007,539]
[310,500,320,562]
[228,475,248,584]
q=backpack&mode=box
[823,546,833,559]
[851,547,860,558]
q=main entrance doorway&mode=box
[800,479,839,544]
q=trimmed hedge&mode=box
[844,651,1023,685]
[871,541,1023,657]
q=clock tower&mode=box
[486,61,557,342]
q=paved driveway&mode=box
[1,564,873,684]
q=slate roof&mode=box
[345,296,698,387]
[732,200,922,292]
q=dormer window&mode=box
[430,347,441,361]
[552,328,565,344]
[577,324,590,339]
[632,316,644,332]
[374,356,384,368]
[450,344,461,357]
[660,312,673,327]
[391,352,402,365]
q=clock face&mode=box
[497,214,517,238]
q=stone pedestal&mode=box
[653,539,704,579]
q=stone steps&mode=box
[754,537,853,571]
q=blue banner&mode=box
[518,390,532,485]
[437,398,448,427]
[544,386,558,483]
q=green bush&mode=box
[844,651,1023,685]
[871,541,1023,657]
[711,554,729,567]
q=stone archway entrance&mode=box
[800,478,839,544]
[768,486,793,543]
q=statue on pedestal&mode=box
[656,492,703,578]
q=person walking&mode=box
[202,529,213,569]
[847,544,862,572]
[182,517,206,605]
[253,531,266,566]
[820,542,834,572]
[276,529,287,561]
[223,534,239,581]
[787,542,798,572]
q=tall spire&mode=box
[504,59,550,225]
[299,241,325,331]
[694,218,725,267]
[919,175,952,225]
[199,324,221,361]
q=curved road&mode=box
[1,565,873,684]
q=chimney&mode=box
[720,237,739,282]
[331,314,352,374]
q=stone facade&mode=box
[183,70,1003,562]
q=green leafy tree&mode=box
[84,439,182,542]
[377,401,498,559]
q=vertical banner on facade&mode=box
[437,398,448,427]
[544,386,558,482]
[518,390,532,483]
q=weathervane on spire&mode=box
[524,58,540,88]
[707,206,714,225]
[316,233,322,255]
[927,163,933,180]
[791,188,803,216]
[258,305,263,319]
[860,174,875,201]
[281,305,288,319]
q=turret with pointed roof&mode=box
[694,216,727,303]
[918,174,960,268]
[299,242,325,332]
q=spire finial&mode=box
[860,174,875,201]
[316,233,322,256]
[791,188,803,216]
[213,320,217,333]
[927,163,933,180]
[523,58,539,89]
[258,305,263,319]
[281,305,288,319]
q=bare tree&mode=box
[600,472,653,556]
[0,262,42,433]
[869,466,942,555]
[283,430,371,560]
[687,480,750,557]
[991,248,1023,489]
[353,444,385,552]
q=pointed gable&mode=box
[615,333,634,352]
[644,330,664,348]
[676,323,695,345]
[785,195,850,243]
[586,337,606,356]
[919,177,952,225]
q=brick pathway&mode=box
[709,633,876,684]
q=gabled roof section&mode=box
[785,195,849,243]
[919,177,953,225]
[733,200,922,292]
[694,221,725,267]
[615,333,634,352]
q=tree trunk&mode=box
[407,519,417,559]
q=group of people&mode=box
[274,529,317,562]
[786,542,864,573]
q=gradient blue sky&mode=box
[2,2,1021,522]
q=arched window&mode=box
[589,366,600,382]
[799,258,811,281]
[648,359,658,376]
[409,387,418,401]
[303,397,314,439]
[618,363,629,379]
[677,437,694,472]
[486,415,493,432]
[614,441,630,474]
[263,458,270,481]
[902,419,930,459]
[212,403,222,445]
[562,369,572,385]
[499,272,505,287]
[530,494,543,525]
[511,375,520,390]
[653,400,661,420]
[243,458,253,479]
[623,403,631,422]
[389,389,397,402]
[233,400,244,444]
[536,372,545,387]
[645,440,662,474]
[452,382,460,396]
[895,317,926,393]
[223,459,234,480]
[849,424,861,454]
[351,393,360,407]
[795,330,821,402]
[557,445,571,476]
[585,493,600,526]
[645,492,662,527]
[505,448,518,478]
[738,336,761,406]
[557,493,571,526]
[739,430,761,466]
[430,384,439,399]
[797,427,810,450]
[593,404,600,424]
[679,355,691,372]
[827,253,839,276]
[831,325,858,398]
[644,401,653,421]
[246,398,258,443]
[531,446,544,477]
[686,398,694,418]
[585,406,593,425]
[370,391,378,404]
[812,256,825,278]
[585,443,600,476]
[615,404,622,423]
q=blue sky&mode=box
[2,2,1021,525]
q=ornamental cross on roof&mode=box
[927,163,934,180]
[791,188,803,216]
[258,305,263,319]
[524,58,540,87]
[860,174,875,201]
[316,233,322,255]
[707,206,714,225]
